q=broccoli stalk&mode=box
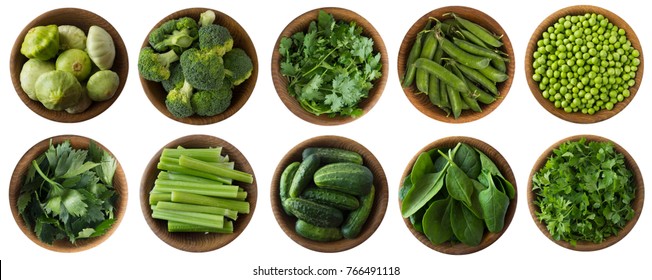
[149,17,199,54]
[165,79,195,118]
[180,48,225,91]
[223,48,253,86]
[199,10,216,27]
[198,24,233,56]
[138,47,180,82]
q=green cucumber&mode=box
[279,161,301,215]
[301,187,360,211]
[341,185,375,239]
[289,154,320,198]
[314,162,373,196]
[283,197,343,228]
[302,147,363,165]
[295,219,343,242]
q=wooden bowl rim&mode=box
[8,134,128,252]
[397,6,515,124]
[9,7,129,123]
[526,134,644,251]
[139,134,257,252]
[524,5,644,124]
[270,135,389,252]
[139,7,259,126]
[398,136,518,255]
[270,7,389,126]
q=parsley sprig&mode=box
[279,10,382,117]
[532,138,636,246]
[17,139,119,245]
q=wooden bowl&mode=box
[271,7,388,126]
[398,6,515,123]
[399,136,517,255]
[527,134,644,251]
[139,8,258,125]
[140,134,257,252]
[9,135,128,252]
[525,5,643,123]
[10,8,129,123]
[271,135,388,252]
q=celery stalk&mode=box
[161,147,223,162]
[167,220,234,233]
[171,191,250,214]
[157,161,232,184]
[155,201,238,220]
[178,155,253,184]
[153,178,239,198]
[152,208,224,228]
[149,192,172,205]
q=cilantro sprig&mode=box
[532,138,636,246]
[17,139,119,245]
[279,10,382,118]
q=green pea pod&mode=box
[414,58,468,93]
[446,84,463,119]
[427,75,441,107]
[450,64,482,112]
[456,29,490,49]
[452,37,508,72]
[451,13,503,48]
[438,35,491,70]
[415,32,439,93]
[438,71,451,113]
[456,63,498,95]
[468,81,496,104]
[402,32,424,88]
[477,64,509,83]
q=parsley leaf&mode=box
[532,138,636,245]
[279,10,382,118]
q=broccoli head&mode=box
[198,24,233,56]
[191,85,233,116]
[138,47,180,82]
[161,62,184,92]
[149,17,199,54]
[180,48,225,91]
[165,79,195,118]
[223,48,253,86]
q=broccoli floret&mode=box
[165,79,195,118]
[199,10,216,27]
[161,62,184,92]
[191,85,233,116]
[223,48,253,86]
[149,17,199,54]
[138,47,179,82]
[198,24,233,56]
[180,48,225,91]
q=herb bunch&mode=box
[532,138,636,246]
[17,139,119,245]
[279,10,382,118]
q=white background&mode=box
[1,0,649,279]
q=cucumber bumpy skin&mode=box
[341,185,375,239]
[301,147,363,165]
[295,219,343,242]
[283,197,344,228]
[301,187,360,211]
[314,162,373,196]
[289,154,321,198]
[279,161,301,215]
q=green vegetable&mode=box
[278,10,382,118]
[301,147,363,165]
[58,25,86,51]
[148,17,198,54]
[289,153,321,198]
[279,161,301,215]
[180,48,225,91]
[35,70,83,111]
[282,197,343,228]
[198,10,216,27]
[21,24,59,61]
[532,138,635,245]
[450,13,503,48]
[531,13,640,115]
[161,62,184,92]
[86,25,116,70]
[401,31,423,88]
[301,187,360,211]
[17,139,118,245]
[223,48,253,86]
[414,58,468,93]
[20,58,55,100]
[137,47,180,82]
[86,70,120,101]
[341,184,375,239]
[191,85,232,116]
[400,142,514,246]
[56,49,92,82]
[65,90,93,114]
[198,23,233,56]
[295,219,343,242]
[313,162,373,196]
[165,79,195,118]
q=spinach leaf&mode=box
[476,148,515,199]
[466,179,486,219]
[422,197,453,244]
[410,151,436,185]
[401,171,445,218]
[445,164,473,207]
[398,175,412,201]
[450,199,484,246]
[453,143,481,179]
[478,171,510,232]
